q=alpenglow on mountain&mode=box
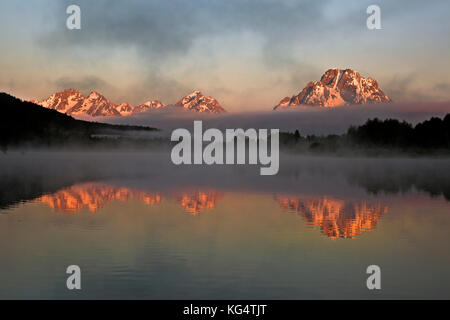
[30,89,165,117]
[174,90,226,113]
[31,89,225,117]
[274,68,391,109]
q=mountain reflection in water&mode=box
[275,195,387,239]
[175,191,223,215]
[35,183,222,215]
[1,153,450,299]
[34,182,387,238]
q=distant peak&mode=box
[88,90,102,96]
[143,100,165,106]
[174,90,225,113]
[189,90,202,96]
[30,88,224,116]
[274,68,391,109]
[50,88,83,97]
[87,91,110,102]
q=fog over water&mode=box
[75,102,450,135]
[2,0,450,300]
[1,151,450,299]
[1,151,449,208]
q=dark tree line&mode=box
[2,90,449,154]
[280,113,450,154]
[347,114,450,149]
[0,92,157,150]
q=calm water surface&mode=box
[0,151,449,299]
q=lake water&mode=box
[0,151,449,299]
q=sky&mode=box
[1,0,450,112]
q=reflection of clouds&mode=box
[275,195,388,239]
[35,183,221,215]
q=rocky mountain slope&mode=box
[174,90,226,113]
[274,68,391,109]
[31,89,225,116]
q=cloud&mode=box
[434,83,450,96]
[385,74,450,103]
[76,102,450,136]
[40,1,331,58]
[4,0,450,108]
[34,0,336,106]
[53,75,114,95]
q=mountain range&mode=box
[31,89,225,117]
[274,68,391,109]
[29,68,390,116]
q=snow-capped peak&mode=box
[133,100,166,113]
[31,89,85,114]
[274,68,391,110]
[88,91,101,98]
[116,102,134,116]
[30,88,226,116]
[174,90,226,113]
[71,91,120,116]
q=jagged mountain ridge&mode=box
[75,91,120,116]
[31,89,225,116]
[274,68,391,109]
[31,89,166,117]
[174,90,226,114]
